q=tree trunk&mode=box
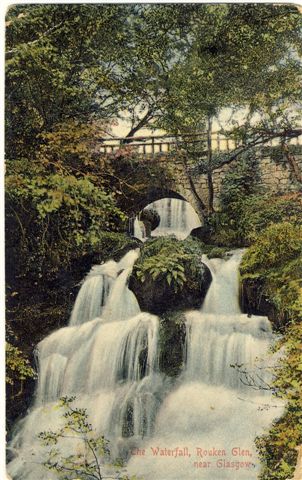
[282,143,302,183]
[206,115,215,213]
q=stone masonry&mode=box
[103,147,302,219]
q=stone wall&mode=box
[103,147,302,218]
[194,151,302,210]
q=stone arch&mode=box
[130,188,203,240]
[134,188,188,213]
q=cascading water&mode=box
[133,216,147,241]
[133,198,202,241]
[70,249,140,326]
[149,198,201,239]
[126,251,283,480]
[7,250,165,480]
[7,240,283,480]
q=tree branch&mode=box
[123,108,154,142]
[6,21,64,59]
[212,128,302,172]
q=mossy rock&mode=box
[240,277,279,325]
[129,237,212,315]
[207,246,229,259]
[159,311,187,377]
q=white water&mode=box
[8,247,282,480]
[127,252,283,480]
[7,250,164,479]
[70,249,140,325]
[133,198,201,240]
[133,217,147,241]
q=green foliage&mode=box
[134,236,206,292]
[240,222,302,479]
[220,151,261,206]
[6,341,36,386]
[236,193,302,244]
[208,151,261,245]
[5,5,134,155]
[157,4,301,133]
[135,239,188,292]
[241,222,302,273]
[6,157,126,281]
[39,396,139,480]
[241,222,302,324]
[209,148,302,246]
[91,232,141,262]
[206,246,228,259]
[255,324,302,480]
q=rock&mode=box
[129,260,212,315]
[240,277,281,327]
[190,225,211,243]
[140,208,160,236]
[159,311,187,377]
[91,235,141,264]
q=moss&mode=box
[88,231,141,263]
[159,311,186,377]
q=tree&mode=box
[5,4,134,158]
[156,4,302,213]
[5,4,193,154]
[39,396,139,480]
[6,341,36,396]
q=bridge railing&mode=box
[98,131,302,155]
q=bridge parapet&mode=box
[99,131,302,156]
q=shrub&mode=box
[6,342,36,387]
[134,238,190,292]
[207,246,228,259]
[133,236,206,292]
[241,222,302,273]
[6,160,127,281]
[240,222,302,324]
[209,146,302,246]
[241,222,302,480]
[255,324,302,480]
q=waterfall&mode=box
[127,252,283,480]
[7,247,283,480]
[184,252,273,390]
[70,249,140,326]
[148,198,201,240]
[133,198,201,241]
[7,250,165,479]
[133,217,147,241]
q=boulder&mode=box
[129,260,212,315]
[140,208,160,231]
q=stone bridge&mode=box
[99,131,302,219]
